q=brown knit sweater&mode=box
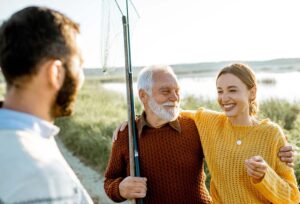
[104,115,211,204]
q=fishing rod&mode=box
[113,1,143,204]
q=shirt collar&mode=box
[0,108,60,138]
[136,111,181,137]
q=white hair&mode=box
[137,65,177,97]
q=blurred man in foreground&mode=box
[0,6,92,203]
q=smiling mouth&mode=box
[222,103,235,111]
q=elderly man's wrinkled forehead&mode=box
[152,69,179,87]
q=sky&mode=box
[1,0,300,68]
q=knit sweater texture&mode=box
[104,115,211,204]
[182,108,300,204]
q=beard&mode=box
[51,66,78,118]
[148,97,180,122]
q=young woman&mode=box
[182,63,299,203]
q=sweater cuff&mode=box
[250,165,294,203]
[110,177,127,202]
[251,164,280,189]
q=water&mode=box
[102,71,300,103]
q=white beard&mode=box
[148,97,180,122]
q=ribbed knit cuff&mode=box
[109,177,127,202]
[251,165,277,190]
[251,165,298,203]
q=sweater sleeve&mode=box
[251,127,300,204]
[180,109,196,120]
[104,130,128,203]
[199,165,213,204]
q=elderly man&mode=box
[104,65,295,203]
[0,7,92,203]
[104,65,212,203]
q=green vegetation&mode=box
[259,99,300,130]
[0,83,5,100]
[0,73,4,83]
[181,95,220,111]
[0,72,5,99]
[55,79,128,172]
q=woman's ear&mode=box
[47,60,65,91]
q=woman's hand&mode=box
[278,145,295,167]
[245,156,267,181]
[112,121,128,142]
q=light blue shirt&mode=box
[0,109,59,138]
[0,108,93,203]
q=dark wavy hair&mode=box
[0,6,80,88]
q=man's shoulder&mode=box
[0,129,29,158]
[177,115,198,131]
[178,114,196,123]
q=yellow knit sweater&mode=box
[182,108,300,204]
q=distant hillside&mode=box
[83,57,300,80]
[172,58,300,75]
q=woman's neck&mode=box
[229,115,255,126]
